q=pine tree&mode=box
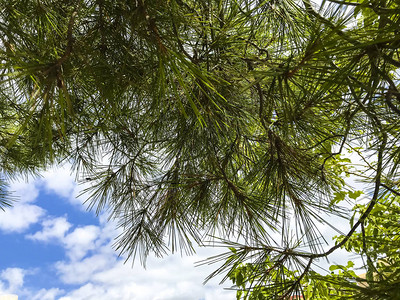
[1,0,399,297]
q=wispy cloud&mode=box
[3,173,236,300]
[63,225,100,261]
[0,268,26,294]
[53,218,236,300]
[9,179,39,204]
[40,168,76,200]
[39,164,93,209]
[0,178,43,233]
[31,288,64,300]
[26,217,72,242]
[0,204,44,233]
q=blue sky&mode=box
[0,166,236,300]
[0,155,363,299]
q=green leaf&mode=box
[348,190,363,200]
[329,265,341,272]
[331,191,346,205]
[236,272,244,286]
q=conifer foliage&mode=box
[0,0,399,297]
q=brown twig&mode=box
[44,5,80,76]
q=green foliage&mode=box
[0,0,400,297]
[230,196,400,299]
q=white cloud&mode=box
[57,252,236,300]
[0,204,44,233]
[27,217,101,261]
[31,288,64,300]
[55,254,113,285]
[0,268,26,293]
[1,209,237,300]
[40,165,91,208]
[8,178,39,204]
[0,268,63,300]
[63,225,100,261]
[1,171,237,300]
[41,167,76,199]
[26,217,71,242]
[50,211,236,300]
[1,175,358,300]
[0,176,43,233]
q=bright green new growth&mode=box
[230,195,400,299]
[0,0,399,298]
